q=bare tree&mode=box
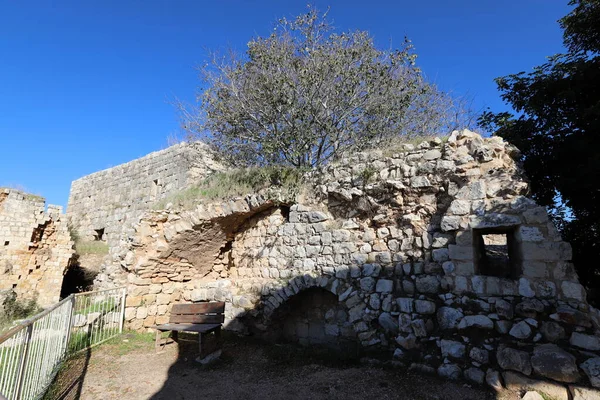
[180,7,473,168]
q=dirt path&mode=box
[48,333,519,400]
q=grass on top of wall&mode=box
[154,166,307,210]
[74,241,109,256]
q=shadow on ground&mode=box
[149,332,502,400]
[44,331,514,400]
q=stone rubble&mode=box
[0,188,74,307]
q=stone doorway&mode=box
[267,287,357,350]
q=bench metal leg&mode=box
[198,332,204,358]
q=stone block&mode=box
[441,216,461,232]
[438,363,461,380]
[562,281,586,301]
[440,339,465,359]
[581,357,600,388]
[570,333,600,351]
[448,245,473,260]
[375,279,393,293]
[437,307,463,330]
[415,300,436,315]
[569,386,600,400]
[503,371,568,400]
[397,298,414,313]
[432,248,450,262]
[497,347,532,376]
[531,344,580,383]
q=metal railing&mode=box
[0,287,126,400]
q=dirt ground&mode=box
[47,332,520,400]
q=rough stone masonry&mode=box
[0,189,74,307]
[66,142,222,248]
[81,130,600,398]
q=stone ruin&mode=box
[0,188,74,308]
[66,142,222,248]
[71,130,600,397]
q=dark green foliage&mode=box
[181,7,473,168]
[0,295,42,331]
[479,0,600,302]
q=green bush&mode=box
[0,296,42,331]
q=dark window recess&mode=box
[474,227,521,279]
[94,228,105,241]
[30,221,49,244]
[4,241,8,246]
[152,179,161,197]
[280,205,291,222]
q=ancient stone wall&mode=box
[0,189,74,307]
[66,142,221,248]
[102,131,600,397]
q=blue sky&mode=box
[0,0,571,208]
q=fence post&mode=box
[63,295,76,356]
[14,324,33,400]
[119,288,126,334]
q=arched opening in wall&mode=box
[59,256,98,298]
[266,288,357,353]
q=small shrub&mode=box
[0,295,42,331]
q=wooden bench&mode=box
[153,302,225,362]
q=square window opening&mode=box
[4,241,8,246]
[94,228,105,242]
[474,227,521,279]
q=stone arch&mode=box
[253,274,358,349]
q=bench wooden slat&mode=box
[169,314,224,324]
[171,303,225,314]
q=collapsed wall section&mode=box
[66,142,221,248]
[0,189,74,307]
[108,131,600,395]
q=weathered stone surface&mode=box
[540,321,565,342]
[485,369,503,392]
[509,320,532,339]
[415,276,440,294]
[375,279,393,293]
[78,130,597,390]
[581,358,600,388]
[469,347,489,364]
[497,347,532,375]
[571,332,600,351]
[378,312,398,333]
[503,371,568,400]
[569,385,600,400]
[414,300,436,315]
[437,363,461,380]
[531,344,580,383]
[437,307,463,330]
[458,315,494,331]
[464,367,485,384]
[441,216,461,232]
[522,391,544,400]
[440,340,465,359]
[397,298,414,313]
[0,189,74,307]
